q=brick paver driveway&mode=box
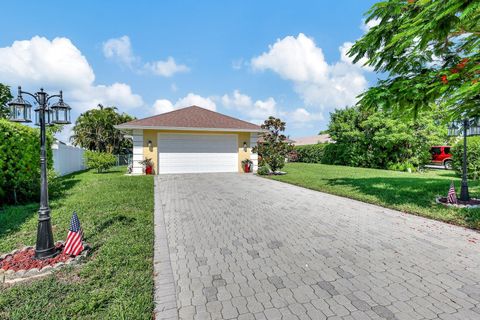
[154,173,480,320]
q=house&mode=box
[292,134,333,146]
[115,106,263,174]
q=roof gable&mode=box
[117,106,262,131]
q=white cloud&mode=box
[220,89,320,128]
[152,99,174,114]
[0,36,143,113]
[151,93,216,115]
[339,41,374,72]
[102,35,136,67]
[361,18,381,33]
[103,35,189,77]
[176,93,216,111]
[251,33,368,112]
[221,90,253,109]
[252,33,329,84]
[0,36,94,90]
[144,57,189,77]
[221,90,276,120]
[283,108,323,128]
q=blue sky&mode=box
[0,0,379,140]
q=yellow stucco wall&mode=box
[143,130,158,174]
[141,129,253,174]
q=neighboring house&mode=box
[292,134,333,146]
[115,106,263,174]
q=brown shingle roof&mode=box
[116,106,262,131]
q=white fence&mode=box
[52,141,86,176]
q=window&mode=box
[430,147,441,155]
[444,147,451,154]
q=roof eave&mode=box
[114,125,264,133]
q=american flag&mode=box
[64,212,84,256]
[447,181,458,205]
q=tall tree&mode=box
[253,117,293,172]
[0,83,13,119]
[71,104,135,154]
[349,0,479,118]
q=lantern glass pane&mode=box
[34,109,40,126]
[17,105,24,120]
[26,106,31,122]
[9,105,17,120]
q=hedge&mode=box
[452,136,480,180]
[294,144,327,163]
[0,119,53,204]
[84,151,116,173]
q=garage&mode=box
[158,133,238,174]
[115,105,262,175]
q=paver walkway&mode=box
[154,173,480,320]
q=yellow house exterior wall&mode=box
[141,129,253,174]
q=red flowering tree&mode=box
[349,0,479,119]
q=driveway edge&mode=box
[153,176,178,319]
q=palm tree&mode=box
[71,104,134,154]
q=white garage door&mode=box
[158,133,238,174]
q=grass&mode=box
[0,167,154,319]
[268,163,480,229]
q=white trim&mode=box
[131,130,144,175]
[115,125,264,133]
[250,132,259,172]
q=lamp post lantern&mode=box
[448,117,480,202]
[8,86,71,259]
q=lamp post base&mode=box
[460,180,470,202]
[34,209,57,260]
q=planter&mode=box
[145,166,153,175]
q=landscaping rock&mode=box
[0,242,90,285]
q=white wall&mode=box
[131,129,144,175]
[52,142,86,176]
[250,132,258,172]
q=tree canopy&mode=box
[0,83,13,119]
[323,105,448,170]
[71,104,135,154]
[349,0,479,119]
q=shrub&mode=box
[257,165,271,176]
[452,136,480,180]
[323,106,447,169]
[387,162,417,172]
[0,119,53,204]
[84,151,116,173]
[294,144,327,163]
[287,150,298,162]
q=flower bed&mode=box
[0,242,88,285]
[436,197,480,209]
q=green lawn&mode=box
[0,167,154,320]
[269,163,480,229]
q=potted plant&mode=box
[140,158,154,175]
[242,159,253,173]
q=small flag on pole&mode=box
[64,212,84,256]
[447,181,458,205]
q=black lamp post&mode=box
[448,117,480,202]
[8,86,71,259]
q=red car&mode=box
[430,146,453,169]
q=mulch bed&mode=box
[437,197,480,207]
[0,243,72,272]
